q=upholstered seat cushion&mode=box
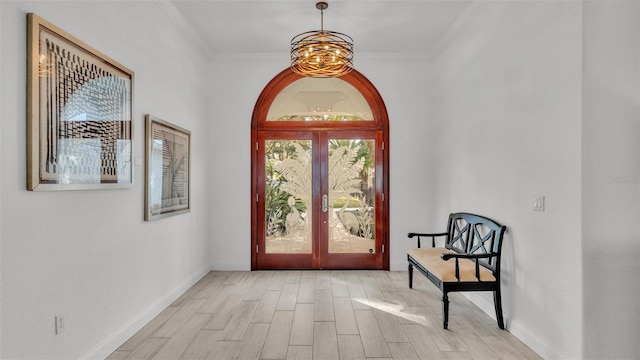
[408,247,496,282]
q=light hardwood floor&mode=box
[107,271,542,360]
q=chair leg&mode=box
[494,288,505,330]
[442,293,449,329]
[408,263,414,289]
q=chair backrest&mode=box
[445,212,506,274]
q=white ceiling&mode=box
[165,0,475,57]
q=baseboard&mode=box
[211,261,251,271]
[79,265,211,360]
[509,318,567,360]
[463,293,566,360]
[390,261,408,271]
[462,292,498,322]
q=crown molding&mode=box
[154,0,215,60]
[356,52,432,61]
[208,52,431,62]
[428,0,491,60]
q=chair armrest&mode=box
[440,253,498,261]
[440,252,499,281]
[407,232,448,248]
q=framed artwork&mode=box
[145,115,191,221]
[27,13,134,191]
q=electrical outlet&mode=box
[55,315,65,335]
[533,195,545,211]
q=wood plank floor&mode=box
[107,271,542,360]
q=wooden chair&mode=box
[407,212,507,329]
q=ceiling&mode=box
[165,0,474,57]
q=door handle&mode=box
[322,194,328,213]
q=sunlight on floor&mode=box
[352,297,432,326]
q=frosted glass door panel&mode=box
[327,139,375,254]
[265,140,312,254]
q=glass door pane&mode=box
[327,139,376,254]
[264,139,313,254]
[266,77,374,121]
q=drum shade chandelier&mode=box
[291,2,354,77]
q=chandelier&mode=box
[291,2,354,78]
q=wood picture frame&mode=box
[27,13,134,191]
[145,115,191,221]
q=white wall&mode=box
[358,54,437,271]
[3,1,637,359]
[430,2,583,359]
[207,54,435,271]
[582,1,640,359]
[207,55,282,271]
[0,1,211,359]
[0,1,4,358]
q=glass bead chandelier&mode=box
[291,2,354,78]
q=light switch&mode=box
[533,195,545,211]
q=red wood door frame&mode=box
[251,68,389,270]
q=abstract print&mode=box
[38,28,132,185]
[145,115,190,221]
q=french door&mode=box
[256,131,384,269]
[251,68,389,270]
